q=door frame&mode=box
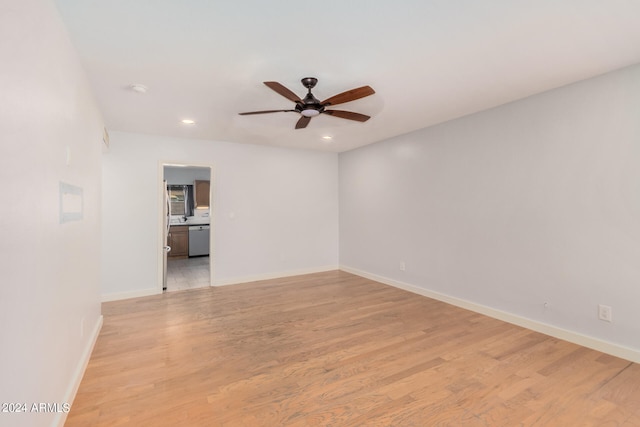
[157,160,214,292]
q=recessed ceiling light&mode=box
[322,136,333,141]
[181,119,195,125]
[130,84,148,94]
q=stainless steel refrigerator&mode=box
[162,180,171,290]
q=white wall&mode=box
[164,166,210,185]
[0,1,104,426]
[340,63,640,359]
[102,132,339,299]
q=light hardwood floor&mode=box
[66,270,640,426]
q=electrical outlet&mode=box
[399,261,406,271]
[598,304,612,322]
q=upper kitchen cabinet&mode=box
[195,180,210,208]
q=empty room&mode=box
[1,1,640,426]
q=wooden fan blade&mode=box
[295,116,311,129]
[239,109,296,115]
[264,82,302,103]
[323,109,370,122]
[321,86,375,106]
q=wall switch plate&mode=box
[399,261,406,271]
[598,304,612,322]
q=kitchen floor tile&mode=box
[166,256,210,292]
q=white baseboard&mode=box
[340,265,640,364]
[101,287,159,302]
[54,314,103,427]
[215,265,339,287]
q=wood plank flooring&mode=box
[66,270,640,426]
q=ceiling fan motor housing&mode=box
[298,78,323,116]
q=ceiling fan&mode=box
[239,77,375,129]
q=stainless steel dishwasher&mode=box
[188,225,210,256]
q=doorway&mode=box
[159,162,213,292]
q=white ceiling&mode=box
[54,0,640,153]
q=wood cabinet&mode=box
[168,225,189,258]
[195,180,210,208]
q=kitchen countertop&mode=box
[170,218,210,226]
